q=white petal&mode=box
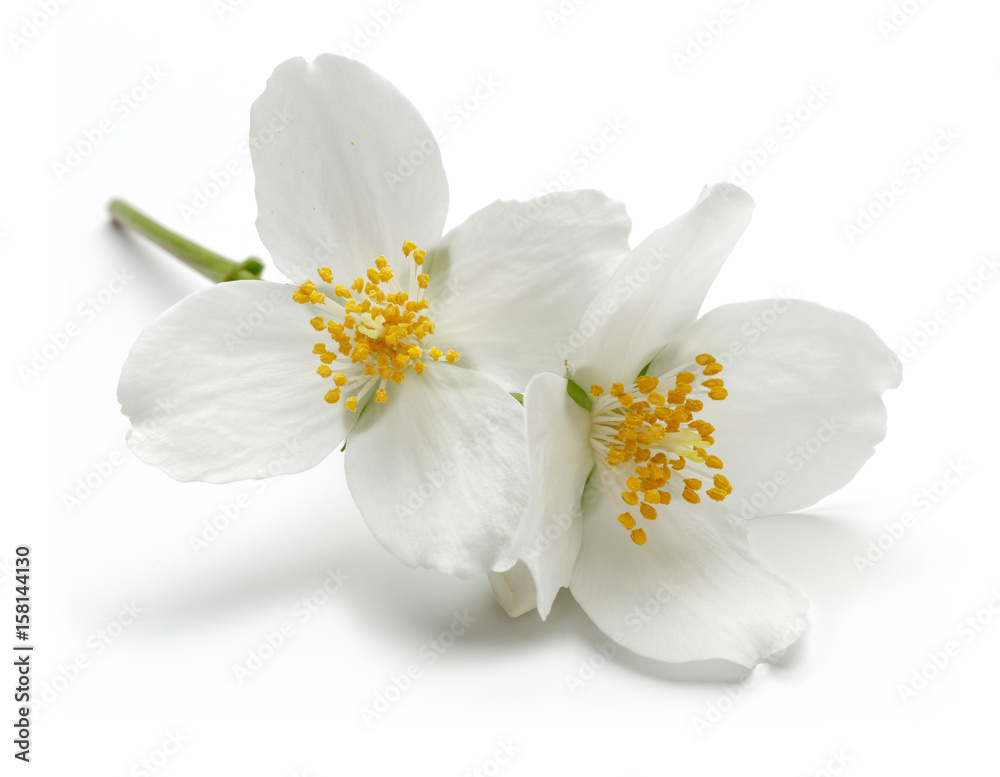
[647,299,902,518]
[488,561,538,617]
[571,487,809,666]
[343,361,528,578]
[427,191,632,391]
[571,183,754,388]
[250,54,448,284]
[511,372,594,618]
[118,281,362,483]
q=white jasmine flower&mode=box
[493,183,901,665]
[117,54,632,577]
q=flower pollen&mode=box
[292,241,459,410]
[590,354,732,546]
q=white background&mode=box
[4,0,999,774]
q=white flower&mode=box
[117,54,632,577]
[492,183,902,666]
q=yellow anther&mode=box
[658,490,671,505]
[621,491,639,506]
[626,476,641,491]
[669,457,686,470]
[445,350,460,365]
[363,363,377,376]
[618,513,636,530]
[413,249,425,265]
[324,388,341,404]
[313,343,328,354]
[334,372,348,387]
[344,397,358,411]
[682,487,701,504]
[319,352,335,364]
[713,474,732,494]
[366,267,380,284]
[417,274,429,289]
[618,394,634,408]
[702,378,724,388]
[413,361,426,375]
[676,371,695,383]
[639,502,657,520]
[375,256,388,270]
[402,240,417,256]
[379,267,394,283]
[643,490,660,504]
[408,345,422,358]
[318,267,333,283]
[352,277,364,292]
[636,376,659,394]
[293,280,318,304]
[708,388,728,400]
[307,290,325,304]
[334,285,351,299]
[317,365,333,378]
[695,354,715,366]
[707,488,727,501]
[429,347,443,361]
[590,384,605,397]
[376,389,388,403]
[610,382,625,397]
[647,392,665,407]
[684,478,703,490]
[630,528,647,546]
[704,455,723,469]
[309,316,326,331]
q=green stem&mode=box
[108,199,264,283]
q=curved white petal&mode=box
[343,361,528,578]
[511,372,594,618]
[571,487,809,666]
[250,54,448,285]
[427,191,632,391]
[118,281,363,483]
[647,299,902,518]
[571,183,754,388]
[488,561,538,617]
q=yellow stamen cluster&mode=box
[590,354,731,547]
[292,241,459,410]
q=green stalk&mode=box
[108,199,264,283]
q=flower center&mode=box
[588,353,731,547]
[292,241,459,411]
